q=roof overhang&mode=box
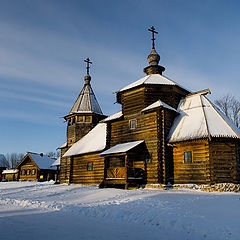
[100,140,144,156]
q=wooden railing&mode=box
[106,167,144,180]
[106,168,126,179]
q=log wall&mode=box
[71,153,104,185]
[173,140,211,184]
[209,140,239,183]
[110,112,159,183]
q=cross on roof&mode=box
[84,58,92,75]
[148,26,158,49]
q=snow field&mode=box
[0,181,240,240]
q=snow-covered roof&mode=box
[69,82,103,115]
[168,92,240,143]
[57,142,67,149]
[100,140,144,156]
[2,169,19,174]
[118,74,189,92]
[28,153,56,170]
[141,100,178,113]
[63,123,107,157]
[102,111,123,122]
[51,157,60,167]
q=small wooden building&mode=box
[59,27,240,187]
[16,152,56,181]
[0,154,7,181]
[2,169,19,181]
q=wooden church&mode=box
[59,27,240,188]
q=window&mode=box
[85,116,91,123]
[145,153,152,164]
[21,170,25,175]
[27,169,31,175]
[87,162,93,171]
[72,117,75,125]
[32,169,36,175]
[184,152,192,163]
[130,120,136,129]
[67,120,71,126]
[78,116,84,122]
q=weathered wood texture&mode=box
[67,122,96,147]
[3,173,18,181]
[110,112,159,183]
[120,85,188,116]
[71,153,104,185]
[209,140,240,183]
[173,140,211,184]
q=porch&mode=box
[100,140,146,189]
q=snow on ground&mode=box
[0,182,240,240]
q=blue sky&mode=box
[1,0,240,155]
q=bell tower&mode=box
[64,58,106,147]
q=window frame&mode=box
[129,119,137,130]
[184,151,192,163]
[87,162,93,171]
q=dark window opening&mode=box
[130,120,136,129]
[184,151,192,163]
[87,162,93,171]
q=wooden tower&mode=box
[60,58,106,183]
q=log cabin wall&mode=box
[60,147,70,184]
[120,85,188,117]
[121,87,146,116]
[173,140,211,184]
[145,85,188,109]
[71,153,104,185]
[110,112,159,183]
[67,122,96,146]
[209,140,240,183]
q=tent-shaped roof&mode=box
[168,92,240,143]
[118,74,189,93]
[69,82,103,115]
[63,123,107,157]
[141,99,178,113]
[100,140,144,156]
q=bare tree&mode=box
[215,94,240,127]
[0,154,10,168]
[46,151,60,159]
[5,153,24,168]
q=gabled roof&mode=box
[168,91,240,143]
[16,152,56,170]
[102,111,123,122]
[100,140,144,156]
[63,123,107,157]
[29,153,56,170]
[69,83,103,115]
[141,100,178,113]
[118,74,189,93]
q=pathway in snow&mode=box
[0,181,240,240]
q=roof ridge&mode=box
[200,95,211,141]
[204,96,240,138]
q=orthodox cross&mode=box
[148,26,158,49]
[84,58,92,75]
